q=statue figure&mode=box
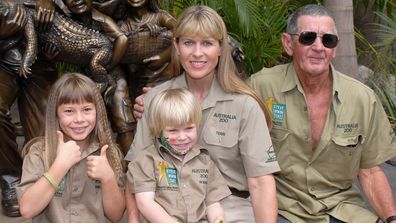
[0,1,58,217]
[118,0,176,98]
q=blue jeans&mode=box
[278,215,346,223]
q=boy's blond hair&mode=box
[148,88,201,138]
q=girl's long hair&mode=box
[169,5,272,129]
[44,73,124,177]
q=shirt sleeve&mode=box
[16,142,46,200]
[239,96,280,177]
[205,159,231,206]
[126,150,157,193]
[360,95,396,168]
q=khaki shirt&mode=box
[248,63,396,223]
[128,141,231,222]
[126,74,280,191]
[17,138,125,223]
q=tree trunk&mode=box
[324,0,359,79]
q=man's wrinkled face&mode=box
[284,15,337,78]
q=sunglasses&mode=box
[289,31,339,48]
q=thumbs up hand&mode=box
[54,131,81,171]
[86,145,114,182]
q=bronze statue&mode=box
[0,1,58,217]
[32,0,136,154]
[119,0,176,98]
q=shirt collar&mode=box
[173,73,234,110]
[81,141,100,159]
[156,139,202,162]
[281,63,341,103]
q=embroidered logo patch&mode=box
[157,161,178,187]
[272,104,286,122]
[336,123,358,134]
[54,175,67,197]
[266,145,277,163]
[266,97,286,123]
[213,113,237,123]
[192,169,208,184]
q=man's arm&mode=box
[248,174,278,223]
[358,166,396,222]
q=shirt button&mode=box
[310,187,315,191]
[73,186,78,192]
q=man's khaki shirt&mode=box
[248,63,396,223]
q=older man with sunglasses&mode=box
[248,4,396,223]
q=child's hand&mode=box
[54,131,81,170]
[86,145,114,182]
[215,218,224,223]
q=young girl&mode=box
[17,73,126,222]
[128,88,229,223]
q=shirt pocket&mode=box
[319,135,364,181]
[270,126,289,153]
[331,135,364,156]
[202,119,239,148]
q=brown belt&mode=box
[229,187,250,199]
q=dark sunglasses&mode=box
[289,31,339,48]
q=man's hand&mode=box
[133,87,151,119]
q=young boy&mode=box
[127,88,230,223]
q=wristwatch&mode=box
[386,215,396,223]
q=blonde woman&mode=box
[126,5,280,223]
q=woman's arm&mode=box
[135,192,177,222]
[248,174,278,223]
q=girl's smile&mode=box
[57,101,96,147]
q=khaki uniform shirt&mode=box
[17,138,125,223]
[126,74,280,191]
[127,141,231,222]
[248,63,396,223]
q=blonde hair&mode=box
[148,88,202,138]
[170,5,272,129]
[44,73,124,177]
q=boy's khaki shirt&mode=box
[128,142,230,222]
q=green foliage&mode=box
[355,0,396,127]
[55,62,81,76]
